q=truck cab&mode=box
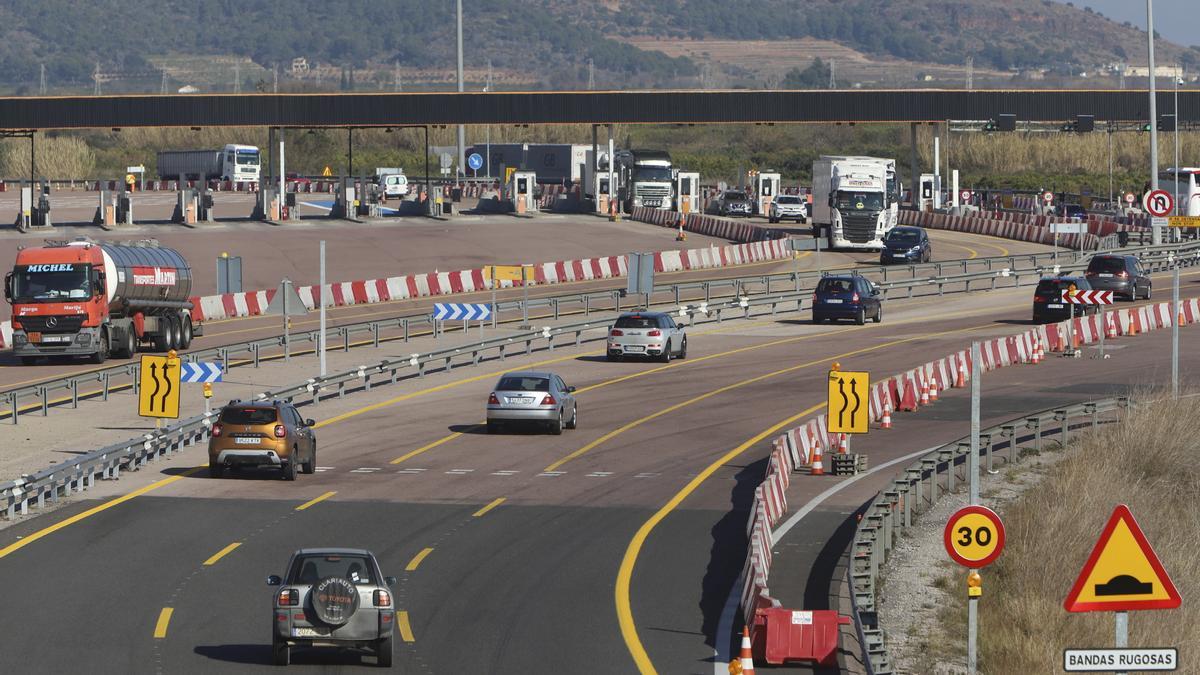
[617,150,673,212]
[812,157,894,250]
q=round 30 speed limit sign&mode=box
[944,505,1006,568]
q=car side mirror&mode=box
[567,386,576,393]
[267,575,282,586]
[305,419,315,427]
[3,272,11,302]
[385,576,397,587]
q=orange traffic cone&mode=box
[738,626,756,675]
[676,214,687,241]
[1106,315,1118,339]
[881,403,893,429]
[956,359,968,386]
[838,433,849,454]
[810,442,824,476]
[928,379,939,402]
[919,381,930,406]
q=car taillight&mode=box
[278,589,299,606]
[373,589,392,607]
[647,329,662,336]
[851,293,860,302]
[211,423,223,437]
[1034,295,1047,303]
[274,424,286,438]
[1117,271,1129,278]
[610,329,624,337]
[812,293,818,304]
[488,392,499,405]
[541,394,556,406]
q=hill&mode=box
[0,0,1196,94]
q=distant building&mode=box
[291,58,309,76]
[1124,65,1183,78]
[177,85,200,94]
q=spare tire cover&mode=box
[311,577,359,626]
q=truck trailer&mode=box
[157,144,261,182]
[5,239,196,364]
[811,156,898,250]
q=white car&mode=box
[379,173,409,199]
[769,195,807,223]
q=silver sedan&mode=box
[486,371,578,434]
[606,312,688,362]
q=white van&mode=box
[380,173,410,199]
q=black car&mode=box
[1057,203,1087,220]
[715,190,753,217]
[1084,254,1151,301]
[812,275,883,325]
[1032,276,1101,324]
[879,226,932,264]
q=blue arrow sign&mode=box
[467,153,483,171]
[433,303,492,321]
[180,361,223,383]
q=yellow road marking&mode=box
[202,542,242,566]
[472,497,506,518]
[405,547,434,571]
[0,467,201,560]
[294,491,336,511]
[941,241,979,259]
[153,607,174,639]
[397,610,415,642]
[391,430,470,465]
[615,402,825,674]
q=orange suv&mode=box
[208,400,317,480]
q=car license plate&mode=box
[1097,273,1113,277]
[234,436,260,445]
[644,200,661,207]
[825,299,843,304]
[27,332,42,343]
[40,335,69,343]
[509,397,534,404]
[625,345,645,352]
[891,253,907,257]
[1047,303,1063,309]
[293,626,329,638]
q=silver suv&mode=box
[606,312,687,362]
[268,548,397,667]
[769,194,807,223]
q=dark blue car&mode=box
[812,275,883,325]
[880,226,932,264]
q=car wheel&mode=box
[769,217,778,224]
[550,410,564,435]
[209,463,223,479]
[302,445,315,474]
[566,404,578,429]
[855,309,866,326]
[376,632,393,668]
[283,455,298,481]
[678,337,688,359]
[1144,283,1151,300]
[272,637,290,666]
[873,305,883,323]
[90,330,110,364]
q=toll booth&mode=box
[595,173,613,215]
[510,171,537,214]
[755,172,780,216]
[116,189,133,225]
[174,180,215,225]
[15,181,53,230]
[676,172,700,214]
[918,173,942,211]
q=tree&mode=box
[781,58,831,89]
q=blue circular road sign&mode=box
[467,153,484,171]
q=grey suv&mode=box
[269,548,397,667]
[607,312,688,362]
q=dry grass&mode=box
[933,394,1200,674]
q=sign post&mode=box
[945,503,1005,675]
[266,278,309,363]
[468,152,483,179]
[789,237,822,291]
[1064,504,1180,675]
[1172,263,1179,398]
[1062,289,1114,358]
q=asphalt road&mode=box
[2,263,1192,674]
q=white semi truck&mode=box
[156,144,261,182]
[811,156,898,250]
[614,150,674,212]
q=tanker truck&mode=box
[4,239,196,364]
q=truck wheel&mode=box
[152,321,171,352]
[179,315,193,350]
[166,315,181,351]
[114,328,136,359]
[91,331,110,364]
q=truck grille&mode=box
[636,185,671,197]
[17,315,85,333]
[842,214,879,243]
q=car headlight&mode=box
[908,246,921,253]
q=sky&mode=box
[1058,1,1199,48]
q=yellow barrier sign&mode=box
[1168,216,1200,228]
[827,369,869,434]
[138,354,181,419]
[488,265,525,282]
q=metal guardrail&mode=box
[847,397,1132,675]
[9,239,1196,424]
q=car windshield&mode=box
[10,264,91,301]
[1088,257,1125,273]
[835,191,884,211]
[288,554,376,585]
[885,230,921,245]
[496,376,550,392]
[818,278,856,294]
[634,166,672,182]
[725,192,747,201]
[219,407,279,424]
[1036,279,1086,294]
[614,316,658,329]
[236,150,259,166]
[776,196,800,204]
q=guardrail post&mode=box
[548,334,555,351]
[1057,410,1070,449]
[1088,403,1099,431]
[40,387,48,416]
[101,372,110,401]
[372,323,380,348]
[704,282,710,305]
[575,329,582,347]
[525,339,532,355]
[403,318,409,342]
[940,448,955,492]
[674,285,680,305]
[614,290,621,313]
[553,298,560,321]
[71,380,78,409]
[343,327,350,352]
[445,355,453,373]
[584,294,590,316]
[499,344,506,361]
[7,393,15,425]
[219,348,230,371]
[338,380,346,398]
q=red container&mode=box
[752,608,851,666]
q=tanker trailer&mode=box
[4,238,196,364]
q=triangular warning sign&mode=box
[322,166,333,177]
[1064,504,1181,612]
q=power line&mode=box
[39,63,46,95]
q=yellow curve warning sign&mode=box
[827,370,869,434]
[138,354,181,419]
[1063,504,1181,612]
